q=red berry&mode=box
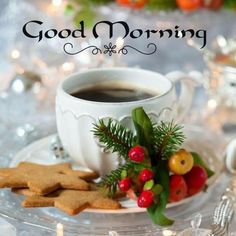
[137,190,154,208]
[169,175,188,202]
[128,146,145,163]
[184,165,207,196]
[139,169,154,182]
[118,178,132,192]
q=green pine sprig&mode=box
[153,121,185,160]
[92,107,214,226]
[93,119,135,160]
[99,161,134,196]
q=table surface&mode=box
[0,0,236,235]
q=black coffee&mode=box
[71,85,156,103]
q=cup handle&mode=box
[226,139,236,174]
[165,70,202,123]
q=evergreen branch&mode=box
[99,162,134,196]
[153,121,185,160]
[92,119,135,160]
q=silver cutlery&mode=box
[209,184,235,236]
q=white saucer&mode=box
[10,131,223,214]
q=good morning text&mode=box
[22,20,207,56]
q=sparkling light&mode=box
[11,79,24,93]
[52,0,62,7]
[162,229,176,236]
[56,223,64,236]
[208,99,217,110]
[32,82,42,94]
[0,92,8,99]
[62,62,75,72]
[116,37,124,50]
[11,49,20,59]
[16,127,26,137]
[216,35,227,48]
[108,231,119,236]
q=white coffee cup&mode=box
[56,67,197,175]
[226,139,236,174]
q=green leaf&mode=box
[143,180,154,190]
[152,184,163,195]
[191,152,215,178]
[120,170,127,179]
[147,201,174,226]
[132,107,154,153]
[64,4,75,15]
[147,162,173,226]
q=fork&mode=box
[209,187,235,236]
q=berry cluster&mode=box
[168,149,208,202]
[118,146,209,209]
[93,107,214,226]
[118,146,156,208]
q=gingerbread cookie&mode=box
[22,189,121,215]
[12,188,44,197]
[13,186,126,199]
[0,162,97,195]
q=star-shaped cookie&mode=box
[0,162,98,195]
[22,189,121,215]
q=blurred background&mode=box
[0,0,235,235]
[0,0,235,150]
[0,0,235,158]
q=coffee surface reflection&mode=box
[71,85,157,103]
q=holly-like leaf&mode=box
[152,184,163,195]
[143,180,154,191]
[191,152,215,178]
[147,196,174,226]
[147,162,173,226]
[121,170,127,179]
[132,107,154,153]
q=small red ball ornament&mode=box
[139,169,154,182]
[128,146,146,163]
[118,178,132,192]
[137,190,154,208]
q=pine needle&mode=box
[153,121,185,160]
[99,162,134,196]
[92,119,135,160]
